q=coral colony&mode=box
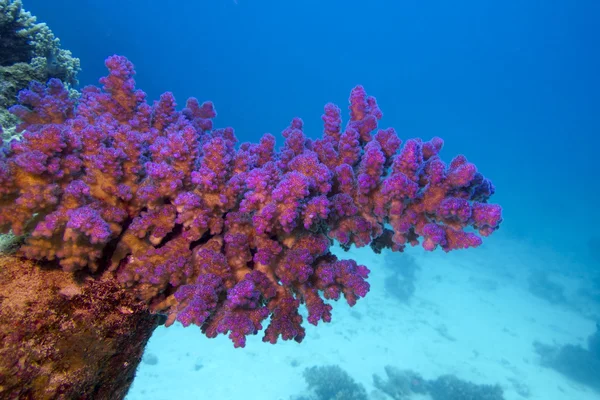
[0,56,502,348]
[0,0,80,142]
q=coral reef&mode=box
[427,374,505,400]
[372,366,428,399]
[299,365,368,400]
[295,364,506,400]
[373,366,505,400]
[0,55,502,348]
[0,0,80,141]
[590,322,600,358]
[534,323,600,392]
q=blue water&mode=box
[28,0,599,261]
[21,1,600,398]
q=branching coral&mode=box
[0,55,502,347]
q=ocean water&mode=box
[17,0,600,399]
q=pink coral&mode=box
[0,55,502,347]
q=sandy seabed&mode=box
[126,233,599,400]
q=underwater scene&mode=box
[0,0,598,399]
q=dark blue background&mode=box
[25,0,600,264]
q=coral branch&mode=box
[0,55,502,347]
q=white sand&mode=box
[126,234,599,400]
